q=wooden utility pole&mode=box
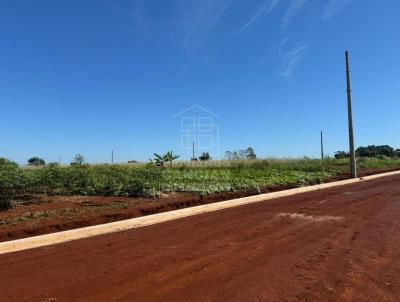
[345,50,357,178]
[320,130,324,160]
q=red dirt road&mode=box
[1,175,400,302]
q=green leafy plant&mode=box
[152,151,180,168]
[152,153,166,167]
[164,151,180,168]
[0,156,399,205]
[0,158,23,209]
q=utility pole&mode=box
[320,130,324,160]
[345,50,357,178]
[192,141,195,160]
[111,150,114,164]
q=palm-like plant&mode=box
[164,151,180,168]
[152,153,166,167]
[152,151,180,168]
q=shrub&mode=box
[0,158,23,209]
[199,152,211,161]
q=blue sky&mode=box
[1,0,399,163]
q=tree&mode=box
[199,152,211,161]
[72,154,85,166]
[225,151,235,160]
[226,148,256,160]
[334,151,349,159]
[356,145,396,158]
[245,147,257,160]
[28,157,45,166]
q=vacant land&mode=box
[1,174,400,301]
[0,166,398,242]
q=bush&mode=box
[0,158,23,209]
[334,151,349,159]
[21,164,165,197]
[199,152,211,161]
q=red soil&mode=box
[0,189,286,242]
[1,174,400,301]
[0,167,398,242]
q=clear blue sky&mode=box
[1,0,399,163]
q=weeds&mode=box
[1,157,399,209]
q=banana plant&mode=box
[164,151,180,168]
[151,151,180,168]
[152,153,166,167]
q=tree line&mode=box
[225,147,256,160]
[335,145,400,159]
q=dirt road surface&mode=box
[1,174,400,301]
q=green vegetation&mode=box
[356,145,400,158]
[198,152,211,161]
[335,145,400,159]
[27,157,46,166]
[1,156,400,210]
[0,158,24,209]
[225,147,257,160]
[151,151,180,167]
[71,153,85,166]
